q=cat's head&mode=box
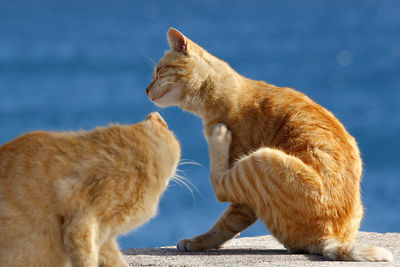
[142,112,181,184]
[146,28,216,109]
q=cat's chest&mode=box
[112,200,159,236]
[228,135,256,163]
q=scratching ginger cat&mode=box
[146,28,393,261]
[0,112,180,267]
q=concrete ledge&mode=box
[123,232,399,266]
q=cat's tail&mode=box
[322,238,393,262]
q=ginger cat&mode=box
[0,112,180,267]
[145,28,393,262]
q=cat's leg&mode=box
[207,123,324,253]
[62,215,100,267]
[207,123,323,206]
[177,203,257,251]
[177,124,257,252]
[99,238,128,267]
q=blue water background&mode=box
[1,0,399,249]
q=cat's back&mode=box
[262,84,359,157]
[236,81,362,181]
[0,130,52,157]
[0,125,140,180]
[0,130,79,180]
[1,131,58,177]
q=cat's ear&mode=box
[167,27,188,54]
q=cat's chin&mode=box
[153,101,173,108]
[152,95,171,107]
[151,89,179,107]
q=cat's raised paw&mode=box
[210,123,232,150]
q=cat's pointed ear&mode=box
[167,27,188,54]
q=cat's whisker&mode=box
[153,81,175,92]
[179,173,203,199]
[171,174,196,201]
[170,170,203,201]
[174,161,204,199]
[178,159,203,168]
[145,57,157,69]
[172,173,194,193]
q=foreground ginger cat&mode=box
[0,112,180,267]
[146,28,393,261]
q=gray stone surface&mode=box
[123,232,399,266]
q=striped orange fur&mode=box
[0,112,181,267]
[146,28,393,262]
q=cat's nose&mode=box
[146,81,154,96]
[147,112,168,128]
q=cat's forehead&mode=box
[156,50,186,67]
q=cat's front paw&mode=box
[177,238,217,252]
[177,238,193,251]
[210,123,232,153]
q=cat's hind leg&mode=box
[208,123,323,205]
[207,123,325,252]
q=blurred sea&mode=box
[0,0,399,249]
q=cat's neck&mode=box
[178,61,244,120]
